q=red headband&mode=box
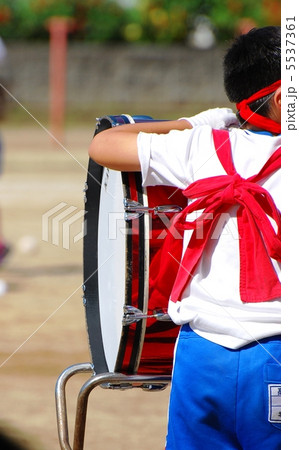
[236,80,281,134]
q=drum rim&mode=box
[114,172,149,374]
[83,157,109,374]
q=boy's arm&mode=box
[88,108,237,171]
[88,119,192,172]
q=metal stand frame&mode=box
[55,363,171,450]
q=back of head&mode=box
[223,26,281,104]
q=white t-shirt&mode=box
[137,125,281,349]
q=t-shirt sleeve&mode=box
[137,128,197,189]
[137,126,216,189]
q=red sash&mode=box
[151,129,281,304]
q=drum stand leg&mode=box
[55,362,94,450]
[55,364,171,450]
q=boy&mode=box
[89,26,281,449]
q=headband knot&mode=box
[236,80,281,134]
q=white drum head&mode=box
[98,168,126,372]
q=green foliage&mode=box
[210,0,266,40]
[0,0,281,43]
[84,2,126,41]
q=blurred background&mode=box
[0,1,280,449]
[0,0,281,123]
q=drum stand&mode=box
[55,362,171,450]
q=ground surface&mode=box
[0,124,170,450]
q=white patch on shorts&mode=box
[268,384,281,423]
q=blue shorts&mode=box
[166,324,281,450]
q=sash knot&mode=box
[222,173,243,205]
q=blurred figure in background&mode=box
[0,35,10,267]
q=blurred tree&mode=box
[210,0,280,40]
[84,1,126,41]
[0,0,281,43]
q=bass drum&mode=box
[83,114,187,376]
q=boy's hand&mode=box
[179,107,239,129]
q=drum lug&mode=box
[123,198,182,221]
[122,305,171,325]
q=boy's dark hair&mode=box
[223,26,281,116]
